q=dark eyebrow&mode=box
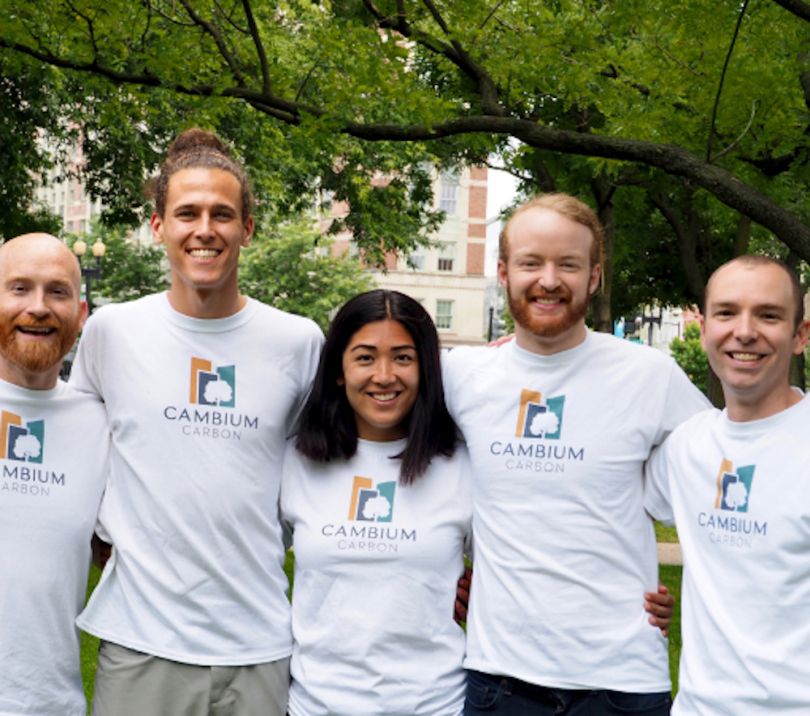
[349,343,416,352]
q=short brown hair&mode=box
[499,193,604,267]
[147,128,253,220]
[706,255,806,329]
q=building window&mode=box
[437,242,455,272]
[436,300,453,330]
[439,171,459,215]
[408,253,425,270]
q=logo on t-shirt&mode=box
[715,458,755,513]
[348,475,396,522]
[0,410,44,463]
[189,357,236,408]
[515,388,565,440]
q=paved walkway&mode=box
[657,542,682,566]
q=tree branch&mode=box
[64,0,99,57]
[2,33,808,262]
[178,0,246,86]
[241,0,271,94]
[771,0,810,22]
[0,35,306,118]
[706,0,750,162]
[362,0,503,116]
[479,0,508,30]
[712,100,758,162]
[419,0,504,115]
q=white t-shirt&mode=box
[645,394,810,715]
[71,293,322,665]
[443,332,709,691]
[280,439,472,716]
[0,379,108,716]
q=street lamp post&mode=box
[635,305,663,347]
[72,238,106,314]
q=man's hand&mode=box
[645,584,675,637]
[454,566,472,624]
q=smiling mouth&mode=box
[729,352,763,362]
[16,326,57,336]
[188,248,220,258]
[369,392,399,402]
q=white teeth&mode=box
[189,249,218,257]
[534,298,560,304]
[371,393,397,401]
[731,352,760,361]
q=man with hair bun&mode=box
[71,129,322,715]
[0,233,108,716]
[443,193,709,714]
[646,255,810,714]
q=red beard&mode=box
[0,317,80,374]
[506,283,590,338]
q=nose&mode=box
[537,263,560,290]
[26,288,50,318]
[734,312,757,342]
[194,213,215,239]
[373,358,396,385]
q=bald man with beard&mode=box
[0,234,109,716]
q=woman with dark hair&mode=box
[281,288,470,716]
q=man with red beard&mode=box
[0,233,108,716]
[443,194,709,715]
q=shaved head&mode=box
[0,233,86,389]
[0,234,82,293]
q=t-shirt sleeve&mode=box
[285,322,324,435]
[68,313,104,400]
[441,348,464,419]
[644,441,675,524]
[655,361,711,444]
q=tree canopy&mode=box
[1,0,808,320]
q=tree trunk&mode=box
[591,178,615,333]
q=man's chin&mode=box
[0,342,66,375]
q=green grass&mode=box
[81,566,101,707]
[655,521,679,543]
[81,555,684,702]
[660,564,683,693]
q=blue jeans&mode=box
[464,670,671,716]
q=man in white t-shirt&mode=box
[0,233,108,716]
[645,256,810,714]
[70,130,322,716]
[443,193,709,715]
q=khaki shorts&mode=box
[91,640,290,716]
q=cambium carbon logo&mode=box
[697,458,766,549]
[515,388,565,439]
[1,409,64,498]
[1,410,44,463]
[715,458,755,513]
[319,475,415,554]
[490,388,582,473]
[190,357,235,407]
[348,475,396,522]
[162,357,258,440]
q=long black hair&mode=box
[295,289,457,484]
